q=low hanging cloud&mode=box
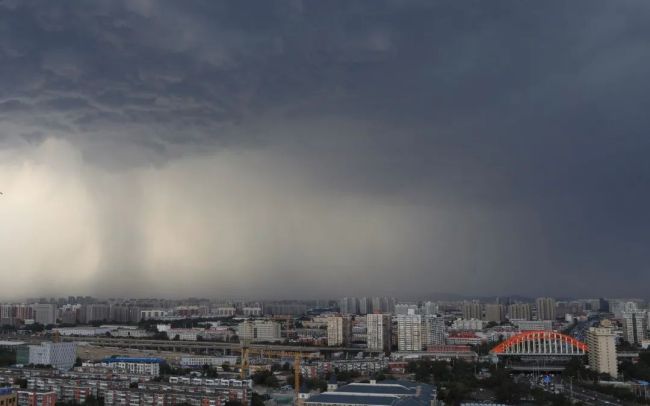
[1,1,650,299]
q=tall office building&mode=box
[366,314,392,353]
[327,316,352,347]
[622,310,647,345]
[397,310,422,351]
[27,342,77,371]
[535,297,556,321]
[483,304,506,323]
[462,301,482,320]
[423,315,445,347]
[587,327,617,378]
[32,304,56,325]
[507,303,532,321]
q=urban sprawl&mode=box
[0,296,649,406]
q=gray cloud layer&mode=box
[1,0,650,299]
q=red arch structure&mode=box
[491,331,588,356]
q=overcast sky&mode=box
[1,0,649,300]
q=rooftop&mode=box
[306,393,399,406]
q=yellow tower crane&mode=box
[238,343,305,396]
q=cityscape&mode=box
[0,296,649,405]
[3,1,650,406]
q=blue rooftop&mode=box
[336,383,414,396]
[0,387,13,395]
[306,393,399,406]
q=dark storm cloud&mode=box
[1,0,650,298]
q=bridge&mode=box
[47,336,382,358]
[491,331,588,356]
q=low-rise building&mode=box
[304,380,436,406]
[16,391,56,406]
[179,356,238,368]
[0,388,17,406]
[237,320,282,342]
[95,358,163,377]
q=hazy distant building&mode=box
[483,304,506,323]
[242,306,262,317]
[84,304,110,323]
[535,297,556,321]
[109,304,141,323]
[358,297,372,315]
[338,298,358,315]
[397,310,422,351]
[32,304,56,325]
[327,316,352,347]
[263,303,307,316]
[587,327,617,378]
[622,310,647,345]
[512,319,553,331]
[421,301,439,316]
[211,306,236,317]
[371,297,395,314]
[1,304,34,325]
[450,318,485,331]
[462,302,482,320]
[140,309,168,320]
[395,304,419,315]
[599,298,610,313]
[238,320,281,342]
[507,303,532,321]
[423,315,445,346]
[366,314,391,353]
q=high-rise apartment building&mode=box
[338,298,359,315]
[507,303,532,320]
[622,310,647,345]
[327,316,352,347]
[370,297,396,314]
[366,314,392,353]
[535,297,556,321]
[422,315,445,347]
[587,327,617,378]
[84,304,111,323]
[421,301,439,315]
[395,304,419,315]
[358,297,372,315]
[397,310,422,352]
[483,304,506,323]
[462,301,482,320]
[32,304,56,325]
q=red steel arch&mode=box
[491,331,588,355]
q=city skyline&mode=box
[2,1,650,298]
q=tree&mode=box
[251,392,266,406]
[251,370,279,388]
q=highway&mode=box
[1,334,381,357]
